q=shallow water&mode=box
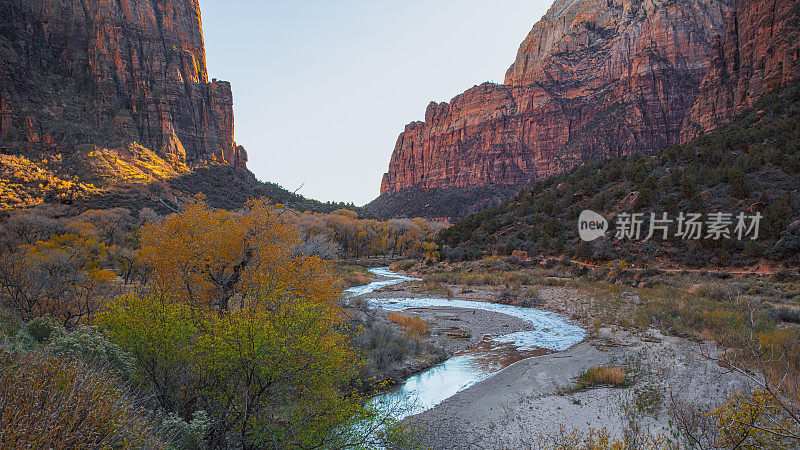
[353,268,586,419]
[370,296,585,352]
[344,267,419,296]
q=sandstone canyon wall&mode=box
[0,0,246,167]
[380,0,733,194]
[683,0,800,138]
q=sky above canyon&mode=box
[201,0,552,206]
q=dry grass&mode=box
[336,265,374,288]
[388,259,416,272]
[387,312,429,339]
[687,283,734,301]
[566,366,627,392]
[410,280,453,298]
[0,350,164,447]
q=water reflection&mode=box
[344,267,419,296]
[373,337,550,419]
[371,296,584,352]
[353,268,585,420]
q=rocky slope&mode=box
[436,80,800,266]
[683,0,800,138]
[380,0,733,196]
[363,184,521,220]
[0,0,245,167]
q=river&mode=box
[345,268,586,419]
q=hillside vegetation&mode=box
[1,143,357,215]
[439,83,800,269]
[365,184,521,221]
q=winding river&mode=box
[346,268,586,419]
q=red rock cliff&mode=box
[683,0,800,138]
[380,0,732,194]
[0,0,246,167]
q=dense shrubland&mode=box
[364,183,522,221]
[0,200,443,447]
[289,208,446,260]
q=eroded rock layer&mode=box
[381,0,733,194]
[0,0,246,167]
[683,0,800,138]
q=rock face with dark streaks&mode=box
[682,0,800,139]
[0,0,246,167]
[380,0,733,195]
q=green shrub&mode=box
[10,329,36,351]
[99,292,372,448]
[163,410,210,449]
[0,308,23,339]
[47,326,135,380]
[25,317,66,343]
[380,421,428,449]
[730,170,750,199]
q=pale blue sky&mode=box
[201,1,552,205]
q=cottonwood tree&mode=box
[102,200,387,447]
[138,200,338,312]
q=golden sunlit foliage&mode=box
[0,144,189,211]
[138,199,338,311]
[80,143,186,184]
[99,200,376,447]
[0,154,96,210]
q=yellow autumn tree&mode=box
[711,389,800,448]
[138,199,338,311]
[100,199,375,447]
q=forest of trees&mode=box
[0,200,439,448]
[290,209,446,261]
